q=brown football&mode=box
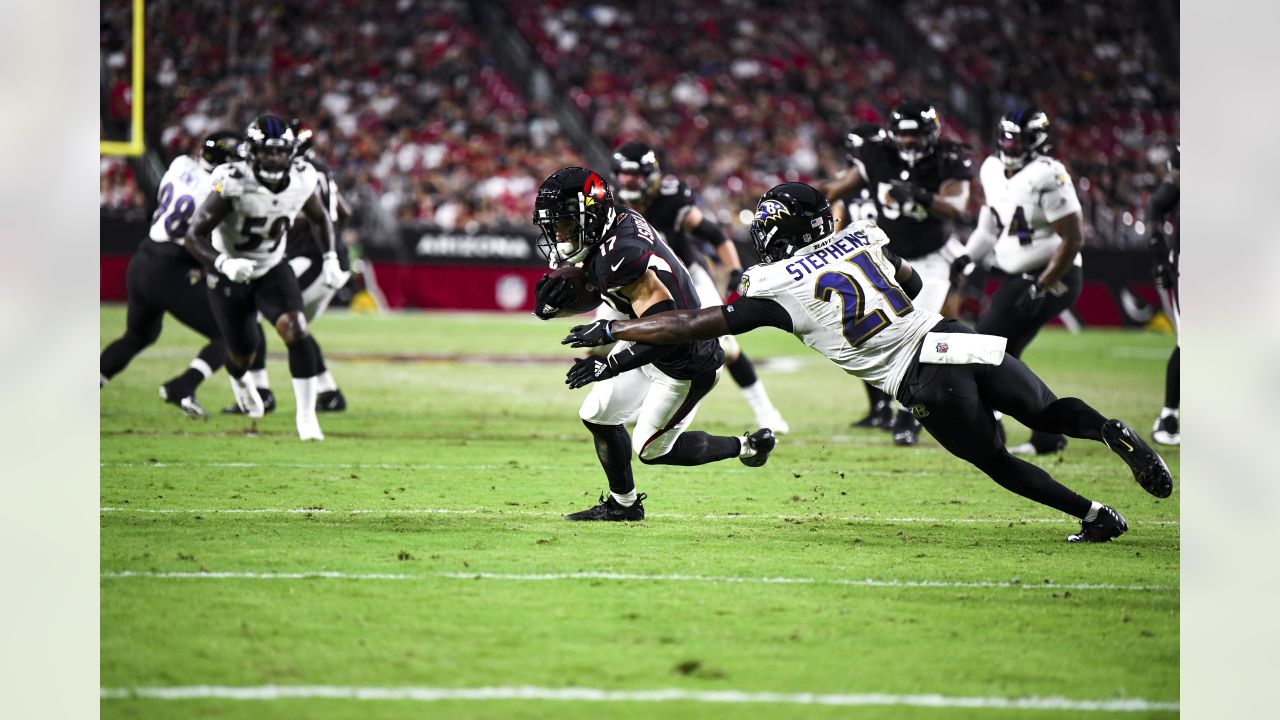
[547,264,602,314]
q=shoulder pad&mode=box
[210,163,246,198]
[659,175,688,198]
[597,234,651,290]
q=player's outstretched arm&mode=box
[564,307,727,348]
[816,165,864,203]
[183,192,233,270]
[302,187,337,256]
[1040,211,1085,288]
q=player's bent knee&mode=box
[274,313,309,344]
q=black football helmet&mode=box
[289,118,316,159]
[244,114,297,184]
[610,141,662,205]
[532,166,617,267]
[996,107,1051,170]
[749,183,834,264]
[1168,142,1179,174]
[199,130,242,172]
[844,123,887,165]
[888,101,941,166]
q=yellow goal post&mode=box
[100,0,145,157]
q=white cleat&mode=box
[754,408,790,435]
[230,376,265,419]
[297,414,325,442]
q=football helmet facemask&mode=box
[610,141,662,204]
[749,183,834,264]
[889,101,941,167]
[844,123,887,165]
[533,166,617,267]
[245,114,297,184]
[200,130,243,172]
[997,107,1051,170]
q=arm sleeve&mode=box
[689,217,728,247]
[606,341,672,374]
[722,296,793,334]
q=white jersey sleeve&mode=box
[211,160,319,279]
[148,156,213,243]
[982,155,1083,275]
[741,220,941,397]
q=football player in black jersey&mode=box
[531,167,777,521]
[1147,143,1179,445]
[818,101,974,445]
[221,121,353,416]
[610,141,789,434]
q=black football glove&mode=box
[725,268,744,297]
[532,275,571,320]
[1149,234,1176,290]
[888,181,934,209]
[565,355,619,389]
[1013,274,1048,317]
[948,254,976,286]
[562,319,615,348]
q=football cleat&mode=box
[891,410,921,446]
[1152,415,1180,446]
[1067,505,1129,543]
[852,399,892,430]
[223,387,276,415]
[1009,432,1067,456]
[297,413,325,442]
[317,389,347,412]
[754,407,790,435]
[1102,419,1173,498]
[228,376,266,419]
[158,384,207,420]
[565,492,647,521]
[740,428,777,467]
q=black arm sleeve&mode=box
[900,268,923,299]
[689,218,728,247]
[1147,181,1179,222]
[722,297,793,334]
[604,299,678,374]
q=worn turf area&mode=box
[100,306,1180,718]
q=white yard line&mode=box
[101,570,1171,592]
[98,685,1178,712]
[98,506,1179,525]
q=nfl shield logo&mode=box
[936,342,949,353]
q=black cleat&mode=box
[223,387,276,415]
[317,389,347,412]
[740,428,777,467]
[891,410,921,446]
[1102,419,1173,498]
[852,399,892,429]
[1067,505,1129,543]
[1010,432,1068,456]
[1151,414,1180,446]
[565,492,647,521]
[158,384,207,419]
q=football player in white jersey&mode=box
[564,183,1174,543]
[184,114,346,441]
[100,130,242,418]
[952,107,1085,457]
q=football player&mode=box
[817,101,974,445]
[183,114,346,441]
[952,108,1084,456]
[609,142,789,434]
[221,121,352,416]
[99,130,242,417]
[564,184,1174,542]
[1147,143,1179,445]
[531,167,776,521]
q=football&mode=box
[547,264,602,314]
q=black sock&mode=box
[977,451,1092,518]
[1025,397,1107,442]
[865,382,889,408]
[640,431,740,466]
[727,354,758,388]
[251,324,268,371]
[287,335,322,378]
[583,420,635,495]
[1164,346,1179,409]
[164,368,206,397]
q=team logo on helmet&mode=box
[756,199,791,225]
[583,172,606,205]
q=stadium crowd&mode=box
[101,0,1176,243]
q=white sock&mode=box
[292,376,319,421]
[1160,407,1179,419]
[317,370,338,393]
[611,490,637,507]
[189,358,213,380]
[740,381,772,413]
[739,435,755,458]
[1083,501,1102,523]
[249,368,270,390]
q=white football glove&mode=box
[321,251,351,290]
[214,254,255,283]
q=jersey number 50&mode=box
[814,253,914,348]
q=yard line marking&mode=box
[98,506,1179,525]
[101,570,1171,592]
[98,685,1179,712]
[99,461,922,474]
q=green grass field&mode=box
[100,306,1180,719]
